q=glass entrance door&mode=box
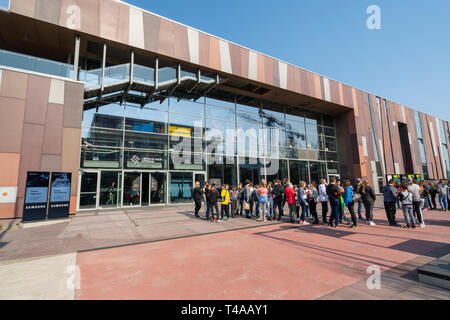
[99,171,121,208]
[169,172,193,204]
[194,173,206,188]
[150,173,167,204]
[123,172,141,206]
[79,171,99,210]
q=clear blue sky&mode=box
[126,0,450,121]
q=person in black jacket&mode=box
[272,180,284,221]
[208,187,220,222]
[358,180,377,226]
[204,182,211,221]
[192,181,202,218]
[326,177,340,228]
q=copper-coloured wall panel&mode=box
[198,32,210,68]
[35,0,61,25]
[10,0,36,18]
[42,103,63,155]
[0,70,28,99]
[239,48,249,80]
[0,97,26,153]
[229,43,242,78]
[208,37,221,71]
[158,18,175,58]
[17,123,45,199]
[99,0,121,41]
[173,24,190,63]
[116,2,129,45]
[143,11,160,53]
[24,75,51,125]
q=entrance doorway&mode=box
[123,172,141,206]
[79,171,98,210]
[169,172,194,204]
[123,172,167,207]
[328,174,341,183]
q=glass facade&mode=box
[439,120,450,178]
[414,111,429,179]
[79,93,339,209]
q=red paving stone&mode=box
[75,209,450,300]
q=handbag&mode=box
[244,202,250,210]
[352,193,361,202]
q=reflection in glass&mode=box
[125,106,168,134]
[169,98,205,116]
[124,150,167,170]
[124,131,168,150]
[81,147,122,169]
[309,162,327,184]
[83,104,124,129]
[123,173,141,206]
[151,173,167,204]
[289,160,309,185]
[82,127,123,148]
[170,172,193,204]
[100,171,121,208]
[79,172,98,209]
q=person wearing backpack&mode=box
[399,183,416,229]
[257,182,269,222]
[251,185,260,218]
[230,186,239,218]
[220,184,230,221]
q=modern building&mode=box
[0,0,449,218]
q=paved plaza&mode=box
[0,203,449,300]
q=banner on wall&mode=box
[23,172,50,222]
[48,172,72,220]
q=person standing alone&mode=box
[193,181,202,218]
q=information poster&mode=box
[23,172,50,222]
[48,172,72,220]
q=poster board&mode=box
[48,172,72,220]
[23,172,50,222]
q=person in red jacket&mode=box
[285,183,297,223]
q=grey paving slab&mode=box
[0,253,77,300]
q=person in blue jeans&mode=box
[437,180,448,211]
[297,181,310,225]
[355,178,365,221]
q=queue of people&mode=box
[193,177,450,227]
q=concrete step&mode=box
[418,254,450,290]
